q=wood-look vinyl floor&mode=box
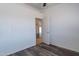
[9,43,79,56]
[36,37,42,45]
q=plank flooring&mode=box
[36,37,42,45]
[9,43,79,56]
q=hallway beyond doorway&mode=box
[35,18,42,45]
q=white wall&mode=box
[43,4,79,52]
[0,3,42,56]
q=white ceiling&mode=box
[27,3,60,10]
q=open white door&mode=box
[42,17,50,44]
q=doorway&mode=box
[35,18,42,45]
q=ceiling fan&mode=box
[43,3,47,7]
